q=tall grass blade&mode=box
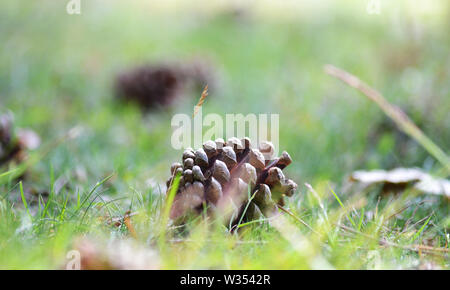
[329,185,356,228]
[324,64,450,174]
[19,181,32,220]
[410,214,432,243]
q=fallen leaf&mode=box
[70,237,160,270]
[350,168,450,198]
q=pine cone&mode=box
[166,138,298,227]
[114,61,217,110]
[0,113,19,165]
[0,113,41,166]
[115,65,182,110]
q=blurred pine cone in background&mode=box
[0,112,40,167]
[114,60,217,110]
[166,137,298,228]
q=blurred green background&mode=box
[1,0,449,187]
[0,0,449,269]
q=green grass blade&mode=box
[358,207,365,232]
[19,181,32,220]
[235,187,258,231]
[159,172,181,251]
[329,185,356,228]
[410,215,433,243]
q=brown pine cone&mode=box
[0,113,41,166]
[166,138,298,227]
[114,61,216,110]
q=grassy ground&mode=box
[0,0,449,269]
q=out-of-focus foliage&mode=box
[0,0,448,269]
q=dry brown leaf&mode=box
[193,84,208,117]
[71,238,160,270]
[350,168,450,198]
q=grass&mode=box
[0,0,449,269]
